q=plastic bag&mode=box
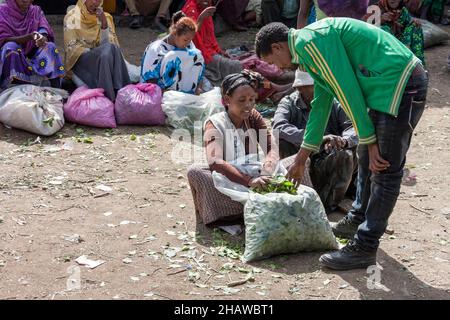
[115,83,165,125]
[0,85,67,136]
[212,155,338,263]
[161,87,225,135]
[420,19,450,48]
[64,86,117,128]
[239,54,283,79]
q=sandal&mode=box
[129,16,141,29]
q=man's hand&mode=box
[368,142,390,174]
[286,148,311,187]
[287,161,306,188]
[248,176,271,188]
[96,7,108,29]
[323,135,347,152]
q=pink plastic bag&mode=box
[64,86,117,128]
[114,83,165,126]
[239,54,283,79]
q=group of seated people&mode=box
[2,0,448,96]
[0,0,447,227]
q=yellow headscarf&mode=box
[64,0,120,72]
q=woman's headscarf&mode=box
[0,0,54,55]
[378,0,405,34]
[221,70,262,97]
[182,0,222,64]
[64,0,119,72]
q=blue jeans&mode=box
[348,66,429,251]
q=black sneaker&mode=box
[331,215,360,239]
[319,241,377,270]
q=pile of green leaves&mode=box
[251,176,298,195]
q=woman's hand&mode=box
[199,6,216,20]
[381,12,394,23]
[248,176,271,188]
[96,7,108,29]
[368,142,390,174]
[34,33,48,48]
[262,159,277,176]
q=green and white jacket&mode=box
[288,18,421,153]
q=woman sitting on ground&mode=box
[0,0,65,90]
[141,11,205,94]
[373,0,425,65]
[64,0,130,101]
[187,71,306,226]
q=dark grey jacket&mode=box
[272,91,359,148]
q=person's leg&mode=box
[332,143,371,238]
[261,0,282,25]
[354,74,428,251]
[320,67,428,270]
[124,0,142,28]
[72,43,117,101]
[310,149,355,213]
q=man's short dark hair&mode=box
[255,22,290,58]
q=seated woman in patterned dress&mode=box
[64,0,130,101]
[0,0,65,90]
[187,71,311,226]
[140,11,205,95]
[373,0,426,66]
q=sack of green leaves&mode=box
[212,155,338,263]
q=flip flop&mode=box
[129,17,141,29]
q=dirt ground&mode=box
[0,19,449,300]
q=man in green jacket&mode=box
[255,18,428,270]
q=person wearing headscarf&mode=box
[182,0,294,100]
[0,0,64,89]
[374,0,425,65]
[182,0,243,86]
[64,0,130,101]
[187,71,311,226]
[273,70,358,212]
[140,11,205,94]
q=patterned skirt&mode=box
[0,41,64,89]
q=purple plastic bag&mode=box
[317,0,369,19]
[114,83,165,126]
[64,86,117,128]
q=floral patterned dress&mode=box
[0,28,64,89]
[140,37,205,94]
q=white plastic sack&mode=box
[0,85,67,136]
[212,155,338,263]
[161,87,225,135]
